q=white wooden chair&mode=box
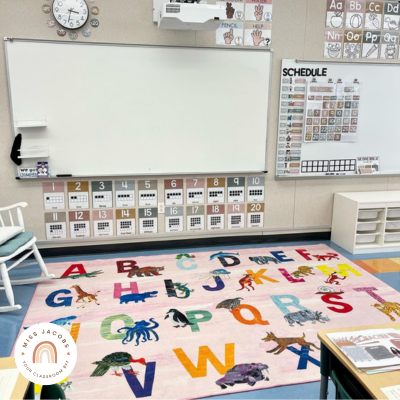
[0,202,54,312]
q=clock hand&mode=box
[70,8,79,14]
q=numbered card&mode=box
[43,182,65,210]
[115,180,135,208]
[93,209,114,237]
[165,206,184,233]
[228,204,245,229]
[92,181,113,208]
[207,178,225,204]
[116,209,136,236]
[138,208,158,234]
[247,203,265,228]
[45,212,67,240]
[186,178,205,204]
[227,177,245,202]
[165,179,183,206]
[138,180,158,207]
[247,176,265,201]
[207,204,225,230]
[69,210,91,238]
[186,205,205,231]
[67,181,89,209]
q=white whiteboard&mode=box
[5,39,272,177]
[277,59,400,178]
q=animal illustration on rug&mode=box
[200,269,231,281]
[237,274,254,291]
[24,315,77,330]
[70,285,100,308]
[59,381,73,392]
[57,270,103,279]
[216,297,243,312]
[91,352,146,377]
[249,256,281,265]
[372,302,400,321]
[119,291,158,304]
[209,251,239,261]
[176,254,195,259]
[291,266,315,278]
[128,266,164,278]
[117,319,159,345]
[216,363,269,389]
[284,309,330,327]
[315,286,344,295]
[168,283,194,299]
[313,253,339,261]
[165,309,194,328]
[262,332,320,355]
[325,272,346,285]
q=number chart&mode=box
[207,178,225,204]
[227,177,245,203]
[164,179,183,206]
[138,180,158,207]
[186,178,205,204]
[115,209,136,236]
[115,180,135,208]
[227,203,245,229]
[45,212,67,240]
[247,203,265,228]
[165,206,184,233]
[186,205,205,231]
[247,176,265,202]
[138,208,158,234]
[67,181,89,209]
[43,182,65,210]
[69,210,91,239]
[93,210,114,237]
[92,181,113,208]
[207,204,225,230]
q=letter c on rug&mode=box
[185,310,213,332]
[100,314,135,340]
[231,304,269,325]
[176,258,198,271]
[45,289,72,308]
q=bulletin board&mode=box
[276,58,400,178]
[4,39,272,177]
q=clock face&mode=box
[52,0,89,30]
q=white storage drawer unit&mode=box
[332,191,400,254]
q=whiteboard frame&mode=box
[4,37,273,178]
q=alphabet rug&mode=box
[15,244,400,399]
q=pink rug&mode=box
[15,244,400,399]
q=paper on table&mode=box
[381,384,400,400]
[0,368,20,400]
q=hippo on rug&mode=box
[216,363,269,389]
[119,291,158,304]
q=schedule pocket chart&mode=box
[67,181,89,209]
[228,204,245,229]
[139,208,158,234]
[138,180,158,207]
[165,179,183,205]
[227,177,245,203]
[116,209,136,236]
[247,203,265,228]
[93,210,114,237]
[45,212,67,240]
[186,178,205,204]
[247,176,265,202]
[92,181,113,208]
[207,177,225,204]
[43,182,65,210]
[186,205,205,231]
[207,204,225,230]
[165,206,184,233]
[69,210,91,238]
[115,180,135,208]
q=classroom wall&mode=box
[0,0,397,247]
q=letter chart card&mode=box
[326,0,345,28]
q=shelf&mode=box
[18,146,49,159]
[14,118,47,128]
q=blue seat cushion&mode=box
[0,232,34,257]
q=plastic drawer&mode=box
[386,221,400,230]
[357,222,379,232]
[355,233,379,243]
[385,233,400,242]
[358,209,379,220]
[387,209,400,218]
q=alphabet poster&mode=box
[324,30,343,58]
[380,31,399,59]
[345,0,365,29]
[384,2,400,31]
[362,30,381,58]
[326,0,345,28]
[365,0,383,29]
[343,29,362,58]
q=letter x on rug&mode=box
[14,244,400,399]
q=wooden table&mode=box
[318,323,400,400]
[0,357,30,400]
